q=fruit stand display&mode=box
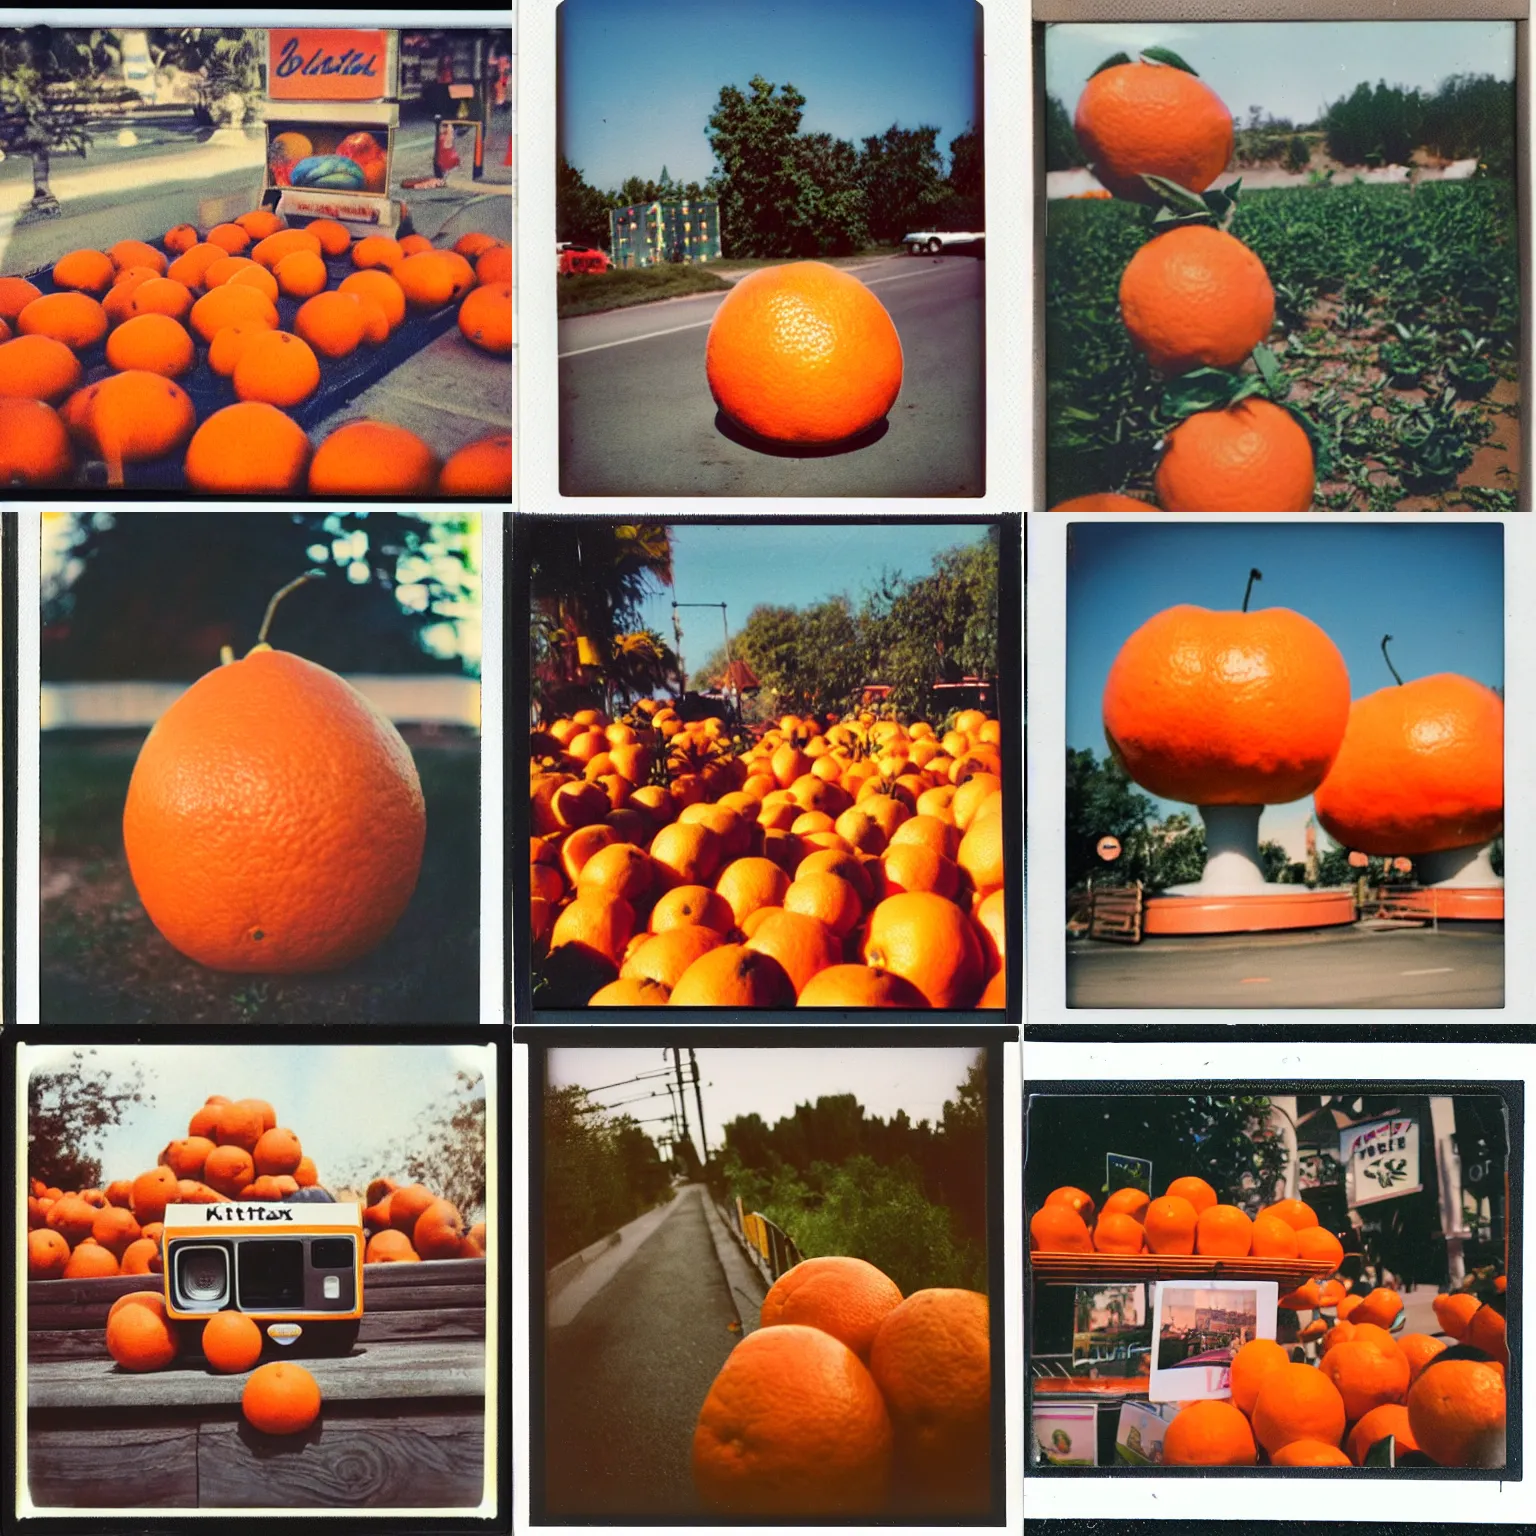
[1030,1178,1508,1469]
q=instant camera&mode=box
[162,1200,364,1356]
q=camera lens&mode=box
[175,1245,230,1306]
[237,1240,305,1308]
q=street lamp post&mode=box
[672,601,738,720]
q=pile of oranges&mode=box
[529,703,1005,1008]
[692,1255,989,1515]
[1051,52,1316,511]
[1031,1180,1508,1468]
[0,211,510,495]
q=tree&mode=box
[343,1070,486,1222]
[42,512,476,681]
[28,1048,151,1192]
[943,124,984,229]
[1064,747,1155,891]
[1044,92,1084,172]
[0,28,130,220]
[556,155,613,248]
[859,123,946,244]
[147,27,261,124]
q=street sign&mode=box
[1097,835,1122,862]
[1348,850,1369,868]
[1393,857,1413,873]
[1106,1152,1152,1195]
[1339,1117,1421,1206]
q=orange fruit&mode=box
[1249,1213,1299,1259]
[692,1323,892,1514]
[1262,1198,1319,1231]
[1120,225,1274,374]
[589,975,672,1004]
[1229,1337,1289,1415]
[1162,1399,1256,1465]
[1142,1194,1198,1254]
[190,283,278,343]
[28,1228,70,1279]
[108,239,168,275]
[877,841,959,900]
[235,209,286,240]
[167,242,232,289]
[226,263,281,304]
[204,1145,256,1195]
[715,855,790,927]
[1101,1187,1151,1222]
[1467,1303,1508,1366]
[1279,1279,1322,1311]
[650,821,724,889]
[971,887,1005,975]
[106,1292,178,1370]
[868,1289,989,1511]
[252,1126,302,1176]
[1315,674,1502,855]
[125,276,194,322]
[1295,1226,1345,1275]
[1103,603,1350,805]
[163,223,199,253]
[102,270,161,323]
[414,1197,467,1259]
[1073,58,1233,203]
[1319,1339,1410,1423]
[578,841,654,902]
[782,870,862,939]
[18,291,109,349]
[202,1310,264,1372]
[1194,1203,1251,1257]
[274,248,329,299]
[70,371,197,467]
[622,925,724,991]
[338,268,407,329]
[648,882,734,934]
[308,419,440,493]
[242,1361,322,1435]
[745,908,841,996]
[120,1237,161,1275]
[206,222,253,255]
[1406,1357,1505,1467]
[455,231,503,259]
[705,261,903,443]
[123,644,425,972]
[52,248,116,294]
[48,1193,97,1240]
[1251,1362,1347,1456]
[0,334,81,402]
[207,319,273,376]
[65,1241,121,1278]
[1346,1403,1420,1465]
[366,1228,419,1262]
[794,963,927,1007]
[1045,1186,1097,1223]
[955,812,1003,894]
[352,235,404,271]
[131,1165,180,1225]
[0,276,43,321]
[252,229,323,270]
[1433,1291,1481,1341]
[0,398,72,485]
[1029,1204,1092,1253]
[104,312,195,378]
[91,1204,142,1257]
[476,245,512,285]
[760,1255,902,1361]
[549,893,636,969]
[232,330,322,407]
[1271,1439,1352,1466]
[306,218,353,257]
[394,250,462,308]
[183,401,312,492]
[386,1184,436,1234]
[668,943,794,1006]
[438,432,512,496]
[861,891,984,1008]
[1351,1287,1403,1330]
[1092,1211,1144,1254]
[202,254,258,289]
[1156,397,1315,511]
[458,280,511,352]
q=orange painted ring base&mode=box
[1143,888,1357,936]
[1418,886,1504,921]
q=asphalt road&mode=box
[544,1185,742,1517]
[559,254,985,497]
[1064,925,1504,1011]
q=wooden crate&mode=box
[1029,1251,1325,1291]
[27,1258,487,1509]
[1090,883,1143,943]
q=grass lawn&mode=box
[556,265,730,318]
[40,729,481,1024]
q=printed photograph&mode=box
[537,1044,994,1518]
[557,0,984,497]
[521,517,1008,1012]
[1027,1085,1512,1470]
[1071,1283,1151,1382]
[0,25,510,496]
[23,1042,490,1511]
[1044,20,1519,511]
[1064,521,1503,1010]
[39,511,482,1023]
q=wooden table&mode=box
[27,1258,487,1509]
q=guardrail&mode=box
[719,1196,802,1284]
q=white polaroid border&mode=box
[512,1035,1025,1533]
[14,504,499,1024]
[1146,1277,1278,1402]
[1023,1038,1533,1522]
[516,0,1028,514]
[1026,510,1531,1024]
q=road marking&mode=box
[1238,977,1271,984]
[558,264,956,358]
[1401,966,1454,975]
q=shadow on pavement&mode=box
[713,409,890,458]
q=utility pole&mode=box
[672,1048,693,1170]
[672,600,738,718]
[689,1048,710,1168]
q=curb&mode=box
[700,1192,769,1335]
[547,1228,622,1299]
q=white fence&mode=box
[41,676,480,731]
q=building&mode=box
[609,201,721,268]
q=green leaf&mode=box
[1253,346,1284,393]
[1139,47,1198,76]
[1087,53,1135,80]
[1363,1436,1396,1467]
[1139,174,1211,216]
[1162,371,1246,419]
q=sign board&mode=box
[1115,1400,1177,1465]
[1097,835,1122,862]
[1034,1402,1097,1466]
[1339,1117,1421,1207]
[1106,1153,1152,1196]
[269,29,393,102]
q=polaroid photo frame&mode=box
[1115,1398,1177,1465]
[1148,1278,1279,1402]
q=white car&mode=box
[901,230,985,255]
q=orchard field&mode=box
[1047,179,1520,510]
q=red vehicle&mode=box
[558,242,610,275]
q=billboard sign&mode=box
[1340,1116,1421,1207]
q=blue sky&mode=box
[560,0,979,190]
[1045,20,1514,128]
[635,520,991,677]
[1066,523,1503,855]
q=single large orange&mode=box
[1407,1357,1505,1467]
[1102,603,1351,805]
[123,643,425,972]
[1119,225,1274,374]
[760,1255,903,1361]
[705,262,903,443]
[1156,398,1315,511]
[1162,1399,1256,1465]
[1074,59,1233,203]
[1313,673,1503,854]
[861,891,984,1008]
